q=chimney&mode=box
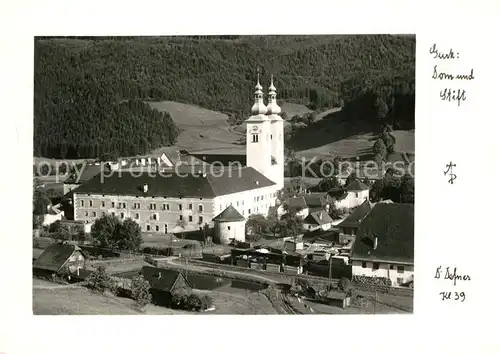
[143,183,149,193]
[373,236,378,250]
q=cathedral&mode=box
[71,75,285,243]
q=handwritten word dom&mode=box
[429,44,475,106]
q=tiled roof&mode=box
[327,188,348,201]
[351,203,414,264]
[33,243,84,272]
[286,193,328,210]
[345,179,370,191]
[64,165,104,184]
[213,205,245,222]
[338,199,373,228]
[141,266,191,291]
[72,167,275,198]
[303,209,334,226]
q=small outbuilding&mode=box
[212,205,246,245]
[141,266,192,307]
[33,243,87,278]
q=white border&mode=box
[1,1,499,354]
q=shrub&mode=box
[131,275,152,309]
[86,266,117,294]
[338,278,352,293]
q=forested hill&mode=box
[34,35,415,159]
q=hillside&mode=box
[34,35,415,159]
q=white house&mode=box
[302,209,335,232]
[42,204,64,227]
[328,179,370,210]
[350,203,414,287]
[277,193,329,219]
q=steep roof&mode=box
[338,200,373,228]
[303,209,334,226]
[213,205,245,222]
[72,166,275,199]
[286,193,327,210]
[351,203,414,264]
[64,165,104,184]
[141,266,191,292]
[34,243,84,272]
[346,179,370,191]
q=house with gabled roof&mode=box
[141,266,192,307]
[212,205,246,245]
[350,203,414,287]
[302,209,334,232]
[33,243,87,277]
[337,199,373,247]
[328,179,370,210]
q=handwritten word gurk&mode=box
[429,43,459,60]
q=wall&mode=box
[74,193,214,233]
[213,184,278,218]
[334,190,369,209]
[213,220,245,245]
[277,206,308,219]
[303,222,331,232]
[42,212,63,227]
[351,260,414,286]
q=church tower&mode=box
[245,71,272,183]
[266,75,284,190]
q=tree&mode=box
[338,278,352,294]
[315,176,340,192]
[372,138,387,165]
[246,214,268,236]
[374,96,389,122]
[131,275,152,309]
[86,266,116,294]
[400,173,414,204]
[91,214,121,249]
[380,131,396,153]
[344,172,358,187]
[33,188,51,216]
[370,179,385,201]
[279,213,303,237]
[186,293,202,312]
[118,218,143,251]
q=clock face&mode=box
[252,125,259,131]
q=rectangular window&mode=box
[120,213,124,219]
[137,203,141,209]
[390,265,394,270]
[355,192,359,198]
[178,204,182,211]
[362,262,367,268]
[227,226,231,230]
[162,204,167,211]
[242,200,244,206]
[111,202,115,208]
[89,200,93,207]
[85,211,89,217]
[155,225,160,232]
[248,209,251,215]
[189,215,193,222]
[252,134,259,143]
[146,225,151,231]
[372,262,379,270]
[189,203,193,210]
[178,215,183,221]
[153,214,158,220]
[135,213,139,220]
[80,200,84,207]
[102,212,105,217]
[198,216,203,224]
[198,205,203,212]
[111,212,115,217]
[92,212,96,217]
[164,224,168,233]
[101,201,105,207]
[397,266,404,274]
[123,202,127,209]
[270,134,273,140]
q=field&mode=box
[32,280,186,315]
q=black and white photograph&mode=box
[32,35,415,315]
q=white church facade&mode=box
[72,75,285,240]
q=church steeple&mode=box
[267,74,281,115]
[251,69,268,115]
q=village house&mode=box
[328,179,370,210]
[41,203,64,227]
[302,209,335,232]
[337,199,373,247]
[70,77,285,243]
[350,203,414,287]
[33,243,87,278]
[141,266,192,307]
[277,193,330,219]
